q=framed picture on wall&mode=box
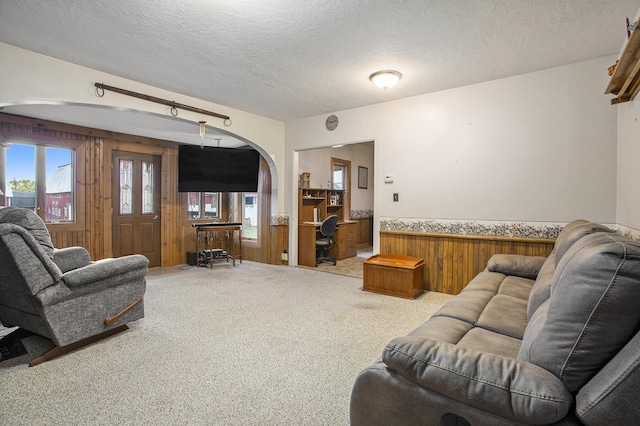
[358,166,368,189]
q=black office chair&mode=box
[315,215,339,266]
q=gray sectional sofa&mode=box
[351,220,640,425]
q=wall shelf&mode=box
[298,188,345,222]
[606,20,640,104]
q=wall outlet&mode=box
[281,252,288,261]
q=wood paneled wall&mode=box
[0,113,287,267]
[270,224,289,265]
[380,230,555,295]
[353,217,373,247]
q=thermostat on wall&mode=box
[384,175,394,183]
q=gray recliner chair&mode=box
[0,206,148,366]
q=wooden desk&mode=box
[193,222,242,267]
[298,220,357,267]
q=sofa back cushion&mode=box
[553,219,611,266]
[526,251,556,319]
[518,232,640,392]
[525,220,612,320]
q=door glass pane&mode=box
[242,193,258,240]
[187,192,201,219]
[119,159,133,214]
[142,161,154,214]
[45,147,74,222]
[5,144,36,209]
[333,164,345,190]
[204,192,219,218]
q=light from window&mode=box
[187,192,219,220]
[119,159,133,215]
[203,192,218,219]
[4,143,75,223]
[242,193,258,240]
[45,146,74,222]
[187,192,201,219]
[333,164,345,190]
[5,144,36,210]
[142,161,154,214]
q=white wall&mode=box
[617,101,640,232]
[286,56,618,253]
[297,143,374,212]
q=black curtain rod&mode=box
[94,82,231,122]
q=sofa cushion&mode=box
[407,317,522,358]
[408,316,474,344]
[518,232,640,392]
[497,276,534,300]
[526,220,612,320]
[460,270,507,293]
[527,251,556,319]
[462,270,534,300]
[553,219,611,266]
[430,289,494,325]
[0,206,54,260]
[476,295,528,339]
[383,337,573,424]
[456,327,522,358]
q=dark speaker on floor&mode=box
[186,251,198,266]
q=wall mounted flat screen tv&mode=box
[178,145,260,193]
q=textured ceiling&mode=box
[1,0,639,144]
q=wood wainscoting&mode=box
[353,217,373,247]
[380,230,555,295]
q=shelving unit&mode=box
[297,187,357,266]
[298,188,344,222]
[606,14,640,104]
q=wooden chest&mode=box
[363,254,425,299]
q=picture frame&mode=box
[358,166,368,189]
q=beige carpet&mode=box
[0,261,452,425]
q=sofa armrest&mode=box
[36,255,147,307]
[62,255,149,288]
[383,336,572,424]
[486,254,547,279]
[53,247,92,273]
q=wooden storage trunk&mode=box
[363,254,425,299]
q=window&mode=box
[242,192,258,241]
[333,164,346,190]
[187,192,220,220]
[4,143,75,223]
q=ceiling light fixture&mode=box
[369,70,402,89]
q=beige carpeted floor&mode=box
[0,261,452,425]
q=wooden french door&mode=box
[112,151,161,266]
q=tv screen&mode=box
[178,145,260,193]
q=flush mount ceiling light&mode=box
[369,70,402,89]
